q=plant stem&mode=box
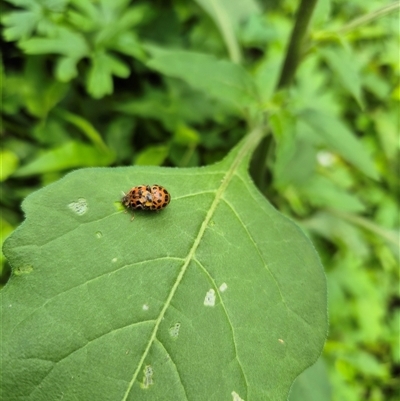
[276,0,319,90]
[329,209,399,246]
[249,135,272,191]
[337,2,400,34]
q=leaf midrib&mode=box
[122,127,264,400]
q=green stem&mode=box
[337,2,400,34]
[249,135,272,191]
[276,0,319,90]
[54,108,109,152]
[329,209,399,246]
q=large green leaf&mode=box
[288,357,331,401]
[1,129,327,400]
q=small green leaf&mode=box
[2,129,327,400]
[0,150,19,181]
[19,27,89,58]
[13,141,115,177]
[69,0,99,21]
[0,218,14,268]
[108,55,130,78]
[173,124,201,146]
[55,56,79,81]
[95,5,148,46]
[87,52,129,98]
[112,32,146,61]
[134,145,169,166]
[2,8,42,41]
[146,47,260,112]
[299,108,379,180]
[319,46,364,108]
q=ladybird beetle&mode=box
[122,185,170,212]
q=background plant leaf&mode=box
[2,8,42,41]
[87,51,130,98]
[2,132,327,400]
[0,149,19,181]
[299,108,379,180]
[19,27,89,58]
[146,47,261,112]
[134,145,169,166]
[12,141,115,177]
[193,0,260,62]
[319,46,364,108]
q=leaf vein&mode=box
[121,127,264,400]
[193,257,249,393]
[221,197,287,307]
[154,338,189,401]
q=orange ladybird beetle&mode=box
[122,185,171,212]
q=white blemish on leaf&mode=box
[317,150,335,166]
[168,322,181,338]
[14,264,33,275]
[219,282,228,292]
[278,338,284,344]
[142,304,149,311]
[231,391,245,401]
[95,231,102,238]
[68,198,88,216]
[204,289,216,307]
[140,365,154,389]
[111,257,118,263]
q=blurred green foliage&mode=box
[1,0,399,400]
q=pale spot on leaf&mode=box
[68,198,88,216]
[169,322,181,338]
[141,365,154,389]
[219,282,228,292]
[204,289,216,307]
[231,391,245,401]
